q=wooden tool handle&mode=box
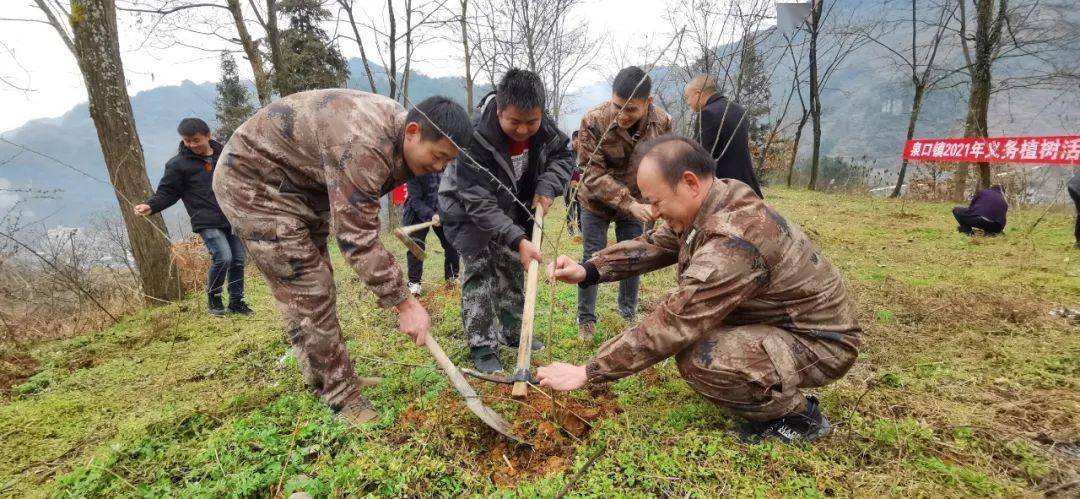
[399,220,435,235]
[512,206,544,397]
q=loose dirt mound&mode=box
[396,383,619,486]
[479,384,619,486]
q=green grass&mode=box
[2,187,1078,497]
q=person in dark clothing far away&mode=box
[684,74,764,199]
[439,68,574,373]
[403,172,460,295]
[1068,173,1080,249]
[952,184,1008,236]
[135,118,253,318]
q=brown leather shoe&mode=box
[338,397,378,426]
[578,322,595,342]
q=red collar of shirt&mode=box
[508,139,529,156]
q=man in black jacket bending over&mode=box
[685,74,764,198]
[135,118,252,318]
[438,69,574,373]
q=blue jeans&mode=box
[199,227,246,301]
[577,208,644,324]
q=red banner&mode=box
[903,135,1080,165]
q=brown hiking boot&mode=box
[338,397,378,426]
[578,322,595,342]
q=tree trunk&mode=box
[954,0,1001,200]
[70,0,182,304]
[226,0,271,105]
[460,0,474,113]
[387,0,398,100]
[892,83,926,198]
[787,111,810,188]
[401,0,413,104]
[341,0,378,93]
[807,0,822,191]
[265,0,283,87]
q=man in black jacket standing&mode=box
[438,69,574,373]
[685,74,764,198]
[135,118,252,317]
[403,172,460,295]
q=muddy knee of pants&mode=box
[675,324,811,422]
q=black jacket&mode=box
[693,94,764,198]
[438,92,574,257]
[145,140,231,232]
[403,172,440,225]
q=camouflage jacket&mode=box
[581,180,862,383]
[574,101,674,218]
[224,89,413,308]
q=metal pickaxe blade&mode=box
[393,221,435,261]
[462,368,539,386]
[423,335,530,445]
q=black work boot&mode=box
[228,299,255,316]
[470,346,504,374]
[738,394,833,444]
[208,295,226,317]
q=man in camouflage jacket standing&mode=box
[575,66,674,340]
[541,136,860,443]
[214,90,470,424]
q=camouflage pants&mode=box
[213,162,364,412]
[675,324,857,421]
[460,241,524,349]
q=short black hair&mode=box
[634,134,715,187]
[613,66,651,100]
[496,68,546,112]
[406,96,471,148]
[177,117,211,137]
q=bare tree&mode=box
[336,0,378,92]
[804,0,873,190]
[113,0,273,105]
[354,0,452,102]
[32,0,183,303]
[856,0,958,198]
[465,0,598,123]
[457,0,474,112]
[950,0,1080,199]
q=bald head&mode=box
[684,74,718,112]
[635,135,716,188]
[685,74,718,94]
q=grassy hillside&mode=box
[2,188,1078,497]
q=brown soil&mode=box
[478,384,619,486]
[396,383,620,486]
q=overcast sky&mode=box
[0,0,686,133]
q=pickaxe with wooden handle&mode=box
[424,334,529,444]
[393,221,435,261]
[511,206,544,398]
